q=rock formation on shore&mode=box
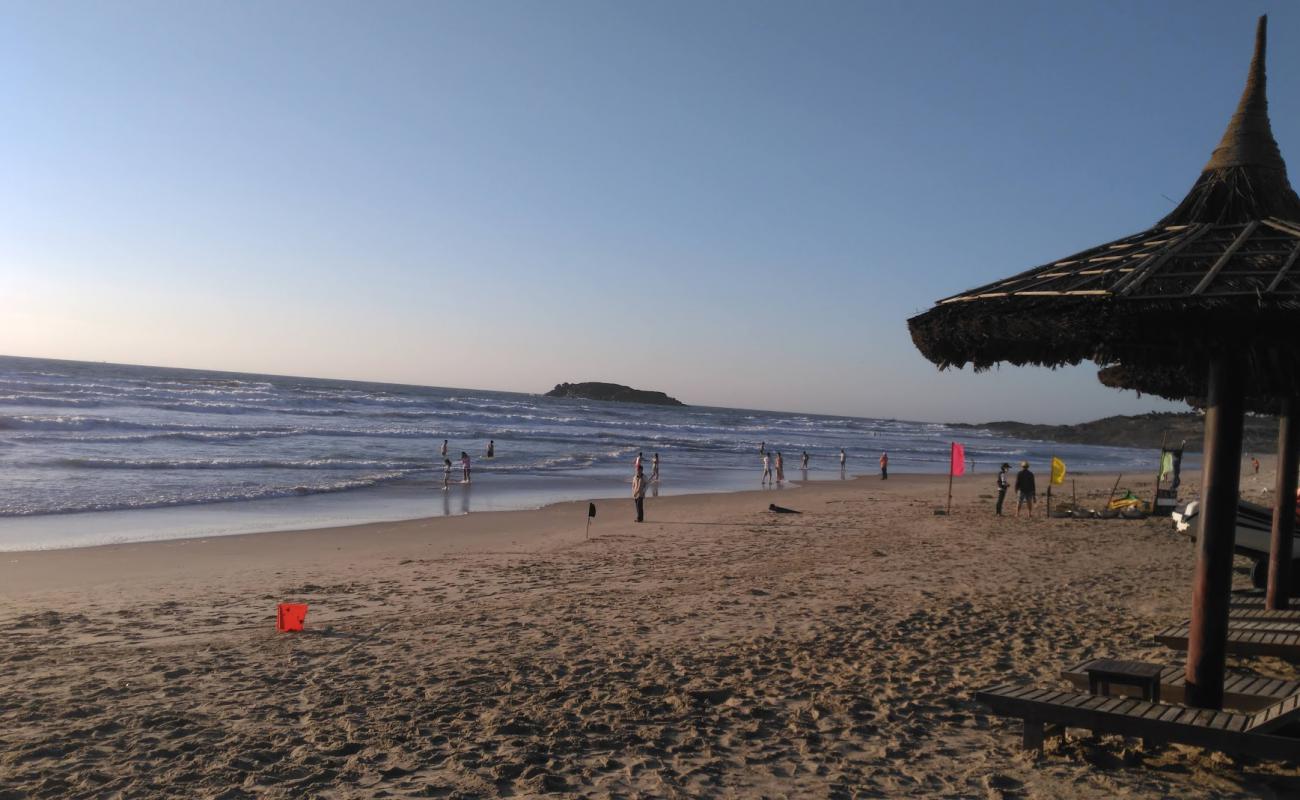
[545,382,685,407]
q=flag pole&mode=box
[947,442,955,515]
[1047,454,1053,518]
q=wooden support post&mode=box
[1186,353,1246,710]
[1022,719,1045,752]
[1267,397,1300,610]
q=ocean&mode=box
[0,355,1174,550]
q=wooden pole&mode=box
[947,443,954,515]
[1047,455,1054,518]
[1267,396,1300,610]
[1186,353,1246,710]
[1106,474,1123,509]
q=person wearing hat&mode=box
[995,462,1012,516]
[1015,460,1037,518]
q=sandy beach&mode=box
[3,463,1298,799]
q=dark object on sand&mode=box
[768,504,801,514]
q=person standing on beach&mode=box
[762,452,773,485]
[461,451,472,484]
[995,462,1011,516]
[443,458,453,491]
[839,448,846,469]
[632,464,647,522]
[801,451,809,470]
[1015,461,1036,518]
[879,451,888,480]
[651,452,660,483]
[775,452,785,483]
[487,440,495,458]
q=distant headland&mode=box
[951,411,1276,453]
[545,382,685,407]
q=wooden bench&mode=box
[1232,607,1300,623]
[1156,624,1300,659]
[975,684,1300,760]
[1061,658,1300,711]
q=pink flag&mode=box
[950,442,966,476]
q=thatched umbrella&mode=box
[908,16,1300,709]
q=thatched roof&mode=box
[1096,364,1281,415]
[908,16,1300,397]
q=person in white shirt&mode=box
[762,452,773,485]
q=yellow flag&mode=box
[1051,456,1067,485]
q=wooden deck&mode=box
[1061,659,1300,711]
[1156,624,1300,659]
[976,684,1300,760]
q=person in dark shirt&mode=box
[1015,461,1036,518]
[995,462,1011,516]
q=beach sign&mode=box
[276,603,308,632]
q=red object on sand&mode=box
[277,603,308,632]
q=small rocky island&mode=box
[545,382,685,407]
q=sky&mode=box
[0,1,1291,423]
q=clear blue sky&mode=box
[1,1,1289,422]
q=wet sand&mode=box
[3,462,1299,798]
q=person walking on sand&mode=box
[487,440,495,458]
[1015,461,1036,518]
[775,452,785,483]
[441,439,448,458]
[801,451,809,470]
[995,462,1011,516]
[762,452,773,485]
[651,452,660,483]
[460,451,472,484]
[443,457,453,491]
[632,463,647,522]
[879,451,889,480]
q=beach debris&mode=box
[768,504,801,514]
[276,603,308,632]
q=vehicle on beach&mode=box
[1174,498,1300,589]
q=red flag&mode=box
[950,443,966,477]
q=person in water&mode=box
[801,451,809,470]
[632,463,647,522]
[460,451,472,484]
[441,439,448,457]
[651,453,660,483]
[839,448,846,468]
[775,452,785,483]
[487,440,495,458]
[761,452,773,485]
[443,458,453,490]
